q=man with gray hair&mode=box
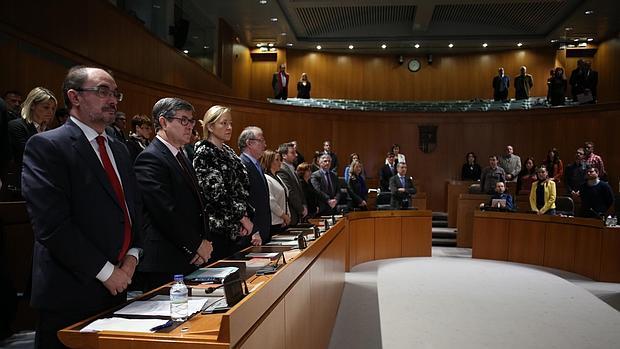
[107,111,127,143]
[239,126,270,245]
[134,97,212,291]
[311,153,342,215]
[499,145,521,182]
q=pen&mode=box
[150,319,174,332]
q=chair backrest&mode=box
[376,192,392,205]
[555,196,575,215]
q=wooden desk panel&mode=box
[446,181,475,228]
[573,225,602,281]
[508,219,546,265]
[239,301,285,349]
[544,224,576,272]
[457,194,490,247]
[374,217,402,260]
[284,273,311,349]
[472,217,508,261]
[401,217,432,257]
[349,218,375,266]
[600,228,620,282]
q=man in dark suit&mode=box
[322,140,339,173]
[239,126,270,245]
[311,153,342,216]
[21,66,141,349]
[134,98,212,290]
[107,111,127,143]
[492,67,510,101]
[389,162,417,209]
[272,63,289,100]
[277,142,307,225]
[583,61,598,103]
[379,152,397,191]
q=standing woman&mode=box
[7,87,57,183]
[386,144,406,165]
[347,160,368,210]
[261,150,291,234]
[544,148,564,183]
[547,67,567,106]
[529,166,556,215]
[193,105,254,262]
[461,152,482,181]
[297,162,320,218]
[517,157,537,195]
[297,73,311,99]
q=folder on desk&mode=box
[184,266,238,283]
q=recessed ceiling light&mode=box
[280,32,287,36]
[316,45,322,50]
[348,45,354,49]
[585,10,594,15]
[578,43,587,47]
[286,43,293,47]
[381,44,387,49]
[269,47,276,52]
[183,50,189,54]
[482,43,488,48]
[550,39,558,43]
[573,38,579,42]
[268,43,274,47]
[517,42,523,47]
[203,45,207,49]
[587,38,594,42]
[565,27,573,31]
[270,17,278,22]
[259,0,267,4]
[568,44,576,48]
[414,43,420,49]
[448,43,454,48]
[256,43,263,47]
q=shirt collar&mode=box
[156,134,180,156]
[243,151,260,166]
[70,116,109,142]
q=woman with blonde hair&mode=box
[7,87,57,181]
[296,73,311,99]
[193,105,254,261]
[260,149,291,234]
[347,160,368,210]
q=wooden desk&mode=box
[365,192,427,211]
[445,180,475,228]
[59,210,433,349]
[472,211,620,282]
[456,194,490,247]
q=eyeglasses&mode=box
[75,86,123,101]
[250,138,266,144]
[168,117,196,127]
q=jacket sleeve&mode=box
[529,182,538,212]
[539,181,556,214]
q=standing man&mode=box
[134,97,212,290]
[239,126,270,245]
[108,111,127,143]
[492,67,510,101]
[322,140,339,173]
[583,61,598,103]
[480,155,506,194]
[379,152,397,191]
[514,66,533,100]
[290,140,305,167]
[565,147,587,196]
[3,91,22,120]
[277,142,307,226]
[583,141,606,180]
[569,59,585,101]
[389,162,417,209]
[272,64,289,100]
[311,154,342,216]
[499,145,521,182]
[22,66,141,349]
[576,166,614,219]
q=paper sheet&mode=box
[80,318,168,333]
[113,298,209,317]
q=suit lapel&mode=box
[109,139,135,218]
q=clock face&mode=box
[408,59,421,72]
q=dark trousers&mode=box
[494,90,508,101]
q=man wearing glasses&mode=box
[134,97,213,291]
[22,66,142,349]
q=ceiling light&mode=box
[316,45,322,50]
[153,4,161,9]
[259,47,268,52]
[414,43,420,49]
[270,17,278,22]
[573,38,579,42]
[203,45,207,49]
[286,43,293,47]
[565,27,573,31]
[568,44,576,48]
[280,32,287,36]
[348,45,354,49]
[517,42,523,47]
[550,39,558,43]
[381,44,387,49]
[585,10,594,15]
[482,43,488,48]
[448,43,454,48]
[259,0,267,4]
[268,43,274,47]
[578,43,587,47]
[269,48,276,52]
[587,38,594,42]
[183,50,189,54]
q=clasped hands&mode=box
[103,255,137,296]
[190,239,213,267]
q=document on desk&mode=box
[80,318,169,333]
[184,266,239,282]
[245,252,279,258]
[113,297,209,317]
[266,240,299,246]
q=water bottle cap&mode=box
[174,274,184,281]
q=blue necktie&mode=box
[400,176,405,187]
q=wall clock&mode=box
[408,59,421,72]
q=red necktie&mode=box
[96,136,131,262]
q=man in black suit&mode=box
[272,63,289,100]
[389,162,417,209]
[134,98,212,290]
[107,111,127,142]
[239,126,270,245]
[311,153,342,216]
[277,142,307,225]
[322,140,339,173]
[22,66,141,349]
[379,152,397,191]
[583,61,598,103]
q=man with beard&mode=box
[22,66,142,348]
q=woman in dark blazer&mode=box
[461,152,481,181]
[296,73,311,99]
[347,160,368,210]
[296,162,320,218]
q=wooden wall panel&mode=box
[544,224,576,272]
[401,217,432,257]
[472,217,509,261]
[374,217,402,260]
[508,220,546,265]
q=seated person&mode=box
[529,166,556,215]
[347,160,368,210]
[574,166,614,219]
[310,154,342,216]
[480,181,513,210]
[389,162,417,209]
[379,152,397,191]
[480,155,506,194]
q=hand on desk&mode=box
[251,232,262,246]
[103,267,131,296]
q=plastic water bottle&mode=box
[170,274,188,322]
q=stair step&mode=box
[432,221,448,228]
[432,231,457,239]
[432,238,457,247]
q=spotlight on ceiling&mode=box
[414,43,420,49]
[259,0,267,4]
[448,43,454,48]
[316,45,322,50]
[268,43,274,47]
[286,43,293,47]
[270,17,278,22]
[585,10,594,15]
[381,44,387,49]
[587,38,594,42]
[183,50,189,54]
[348,45,354,49]
[517,42,523,47]
[482,43,488,48]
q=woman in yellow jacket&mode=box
[529,166,556,215]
